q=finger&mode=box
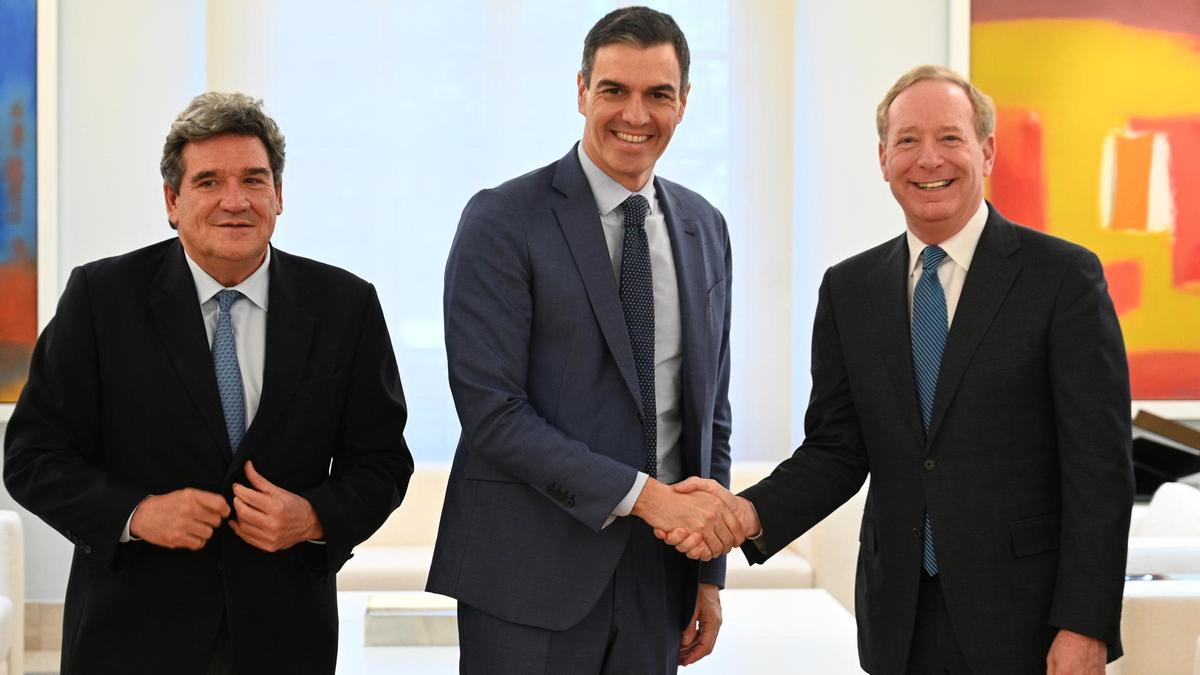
[653,528,668,540]
[711,518,736,554]
[191,489,232,516]
[229,519,274,552]
[673,531,704,551]
[680,600,701,648]
[664,528,691,546]
[232,484,272,512]
[233,496,270,527]
[686,544,714,560]
[671,476,707,493]
[242,461,278,494]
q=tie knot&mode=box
[921,245,947,272]
[622,194,650,230]
[215,289,242,313]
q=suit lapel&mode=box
[924,208,1022,447]
[552,147,644,410]
[657,179,709,471]
[869,234,926,448]
[235,246,315,466]
[151,240,232,458]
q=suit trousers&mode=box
[457,521,689,675]
[905,574,973,675]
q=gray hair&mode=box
[160,92,286,196]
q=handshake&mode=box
[632,477,762,561]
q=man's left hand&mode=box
[679,582,722,666]
[1046,628,1105,675]
[229,460,324,552]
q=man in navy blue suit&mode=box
[428,7,741,673]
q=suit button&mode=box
[923,459,936,471]
[83,545,92,554]
[912,528,920,538]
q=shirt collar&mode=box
[576,143,657,218]
[183,245,271,311]
[906,200,988,276]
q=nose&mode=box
[620,96,650,126]
[218,181,251,211]
[916,142,942,170]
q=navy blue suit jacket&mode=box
[428,146,732,630]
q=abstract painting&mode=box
[972,0,1200,398]
[0,0,38,403]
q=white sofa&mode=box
[0,511,24,675]
[338,462,822,592]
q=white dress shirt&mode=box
[905,200,988,326]
[576,145,685,526]
[120,246,271,542]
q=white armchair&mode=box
[0,511,24,675]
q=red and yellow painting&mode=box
[0,0,38,403]
[972,0,1200,398]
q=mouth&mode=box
[913,179,953,191]
[613,131,651,144]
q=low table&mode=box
[337,588,865,674]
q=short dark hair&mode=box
[581,6,690,91]
[161,92,286,197]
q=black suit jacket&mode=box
[742,206,1134,675]
[3,239,413,674]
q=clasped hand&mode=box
[635,477,760,561]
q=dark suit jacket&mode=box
[3,239,413,674]
[428,145,732,630]
[741,206,1134,675]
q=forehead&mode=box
[886,79,976,137]
[591,42,682,87]
[180,133,271,175]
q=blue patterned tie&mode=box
[213,289,246,453]
[912,245,947,575]
[619,194,657,477]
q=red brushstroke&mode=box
[1130,116,1200,289]
[4,156,22,223]
[989,108,1046,230]
[0,242,36,344]
[1104,259,1142,315]
[1129,351,1200,398]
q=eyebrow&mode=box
[594,78,677,95]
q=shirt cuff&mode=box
[602,471,649,529]
[120,503,143,543]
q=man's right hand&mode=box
[631,478,746,559]
[129,488,231,550]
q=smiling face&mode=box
[578,42,689,191]
[879,79,995,243]
[165,133,282,286]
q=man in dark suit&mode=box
[427,7,741,673]
[3,92,413,674]
[660,66,1134,674]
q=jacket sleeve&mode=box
[301,284,414,574]
[1045,250,1134,656]
[739,269,869,563]
[700,212,733,587]
[3,267,148,569]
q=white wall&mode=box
[790,1,952,445]
[2,0,952,602]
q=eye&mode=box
[941,134,962,143]
[651,92,673,101]
[197,179,217,188]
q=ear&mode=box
[164,182,180,226]
[577,71,587,115]
[981,134,997,177]
[878,142,890,182]
[275,180,284,215]
[676,82,691,124]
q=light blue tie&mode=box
[213,289,245,453]
[912,245,947,576]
